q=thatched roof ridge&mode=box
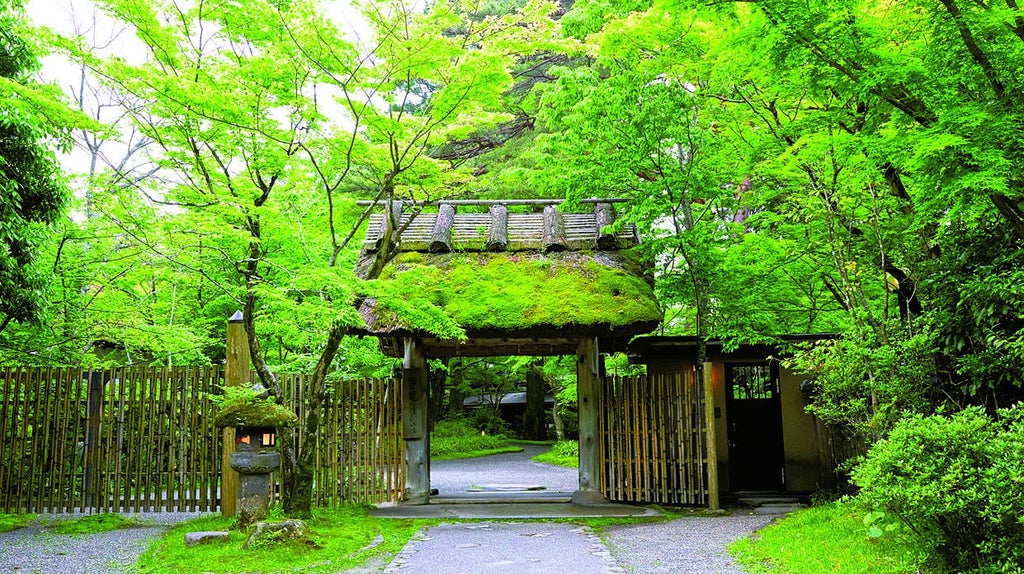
[353,200,662,357]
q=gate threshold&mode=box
[371,497,661,519]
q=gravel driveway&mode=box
[0,512,210,574]
[430,444,578,495]
[603,515,774,574]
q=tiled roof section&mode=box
[361,200,639,253]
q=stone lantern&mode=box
[215,386,298,526]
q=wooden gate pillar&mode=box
[402,338,430,505]
[703,361,720,510]
[221,310,250,517]
[574,336,606,503]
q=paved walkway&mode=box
[384,522,623,574]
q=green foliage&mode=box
[0,0,75,325]
[0,513,34,532]
[852,406,1024,572]
[921,220,1024,400]
[212,386,299,428]
[729,501,929,574]
[136,506,428,573]
[45,514,142,535]
[429,418,517,459]
[787,334,938,440]
[365,251,661,335]
[532,440,579,468]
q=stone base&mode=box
[571,490,611,506]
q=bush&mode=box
[852,405,1024,572]
[532,440,579,468]
[430,418,513,459]
[468,407,509,436]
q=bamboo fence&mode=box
[599,372,709,505]
[0,366,403,513]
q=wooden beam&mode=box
[594,202,618,250]
[221,311,250,517]
[543,204,568,252]
[575,337,604,502]
[486,204,509,252]
[703,361,720,510]
[402,338,430,505]
[428,203,456,253]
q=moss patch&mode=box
[214,395,299,428]
[362,250,660,334]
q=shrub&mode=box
[852,405,1024,572]
[469,407,509,436]
[430,418,512,459]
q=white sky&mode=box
[25,0,372,183]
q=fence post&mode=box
[84,371,104,508]
[703,361,720,510]
[221,311,250,516]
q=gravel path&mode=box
[0,512,210,574]
[603,515,775,574]
[430,444,578,495]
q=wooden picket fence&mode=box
[600,372,709,505]
[0,366,404,513]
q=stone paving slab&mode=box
[384,521,625,574]
[371,501,660,519]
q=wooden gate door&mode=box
[600,373,708,505]
[725,362,785,491]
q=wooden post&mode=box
[703,361,720,510]
[594,202,617,250]
[486,204,509,252]
[402,338,430,504]
[543,204,567,252]
[221,310,250,517]
[429,203,456,253]
[574,337,605,503]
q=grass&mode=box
[0,513,35,532]
[136,506,430,574]
[430,418,519,460]
[531,440,579,468]
[729,500,932,574]
[45,513,144,534]
[433,445,523,460]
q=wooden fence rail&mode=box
[0,366,403,513]
[599,372,708,506]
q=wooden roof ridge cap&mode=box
[363,201,636,253]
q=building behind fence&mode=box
[0,366,403,514]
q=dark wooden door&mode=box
[725,362,785,491]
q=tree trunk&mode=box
[523,362,547,440]
[552,393,565,441]
[282,322,346,517]
[446,358,466,418]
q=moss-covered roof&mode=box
[353,201,661,356]
[355,250,661,340]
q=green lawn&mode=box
[531,440,579,468]
[136,506,429,573]
[729,501,932,574]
